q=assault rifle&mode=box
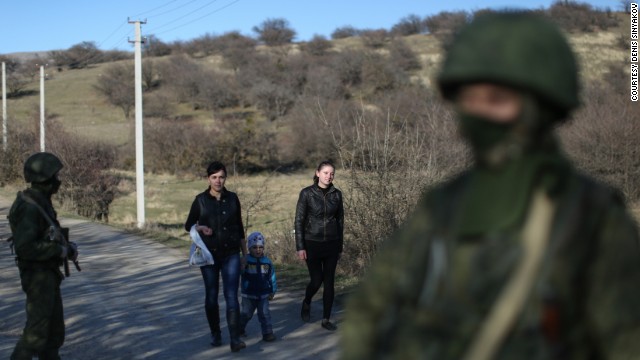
[19,192,80,277]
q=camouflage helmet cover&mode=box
[437,12,579,117]
[23,152,64,183]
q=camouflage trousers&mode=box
[11,267,64,360]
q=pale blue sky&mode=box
[1,0,618,54]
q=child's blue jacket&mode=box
[241,254,277,299]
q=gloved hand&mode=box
[268,293,275,301]
[67,242,78,261]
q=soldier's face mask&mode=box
[458,112,515,156]
[51,174,61,194]
[456,91,553,168]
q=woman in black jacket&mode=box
[185,161,248,352]
[295,160,344,331]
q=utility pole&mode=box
[129,19,146,228]
[40,65,45,151]
[2,62,7,151]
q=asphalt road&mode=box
[0,197,342,360]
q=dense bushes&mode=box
[0,119,119,221]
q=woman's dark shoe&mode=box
[210,332,222,347]
[262,333,276,342]
[321,319,337,331]
[301,301,311,322]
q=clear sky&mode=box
[0,0,618,54]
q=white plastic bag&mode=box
[189,225,214,267]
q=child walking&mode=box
[239,232,277,342]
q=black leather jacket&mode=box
[294,184,344,251]
[185,188,245,257]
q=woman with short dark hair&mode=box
[185,161,248,352]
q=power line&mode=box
[149,0,241,37]
[139,0,201,19]
[130,0,181,18]
[97,20,130,49]
[146,0,223,33]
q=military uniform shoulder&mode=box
[423,171,470,203]
[574,172,626,207]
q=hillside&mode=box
[2,25,627,147]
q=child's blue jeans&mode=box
[240,296,272,335]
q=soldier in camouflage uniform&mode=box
[9,152,78,360]
[341,12,640,360]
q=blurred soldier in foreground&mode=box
[342,12,640,360]
[9,152,78,360]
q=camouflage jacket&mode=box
[342,169,640,360]
[8,189,64,269]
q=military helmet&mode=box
[23,152,63,183]
[437,12,579,118]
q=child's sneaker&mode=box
[262,333,276,342]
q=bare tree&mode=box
[94,62,135,119]
[360,29,389,49]
[213,31,258,72]
[302,34,333,57]
[331,26,360,39]
[424,11,469,44]
[391,14,427,36]
[252,18,296,46]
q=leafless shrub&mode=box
[331,26,360,39]
[249,80,296,120]
[331,49,366,87]
[548,1,618,32]
[360,29,389,49]
[424,11,469,44]
[157,55,203,108]
[0,124,37,185]
[559,82,640,201]
[316,96,465,275]
[214,113,280,172]
[143,90,176,120]
[391,14,427,36]
[144,35,173,57]
[279,97,354,167]
[302,35,333,57]
[253,18,296,46]
[619,0,632,13]
[141,58,159,91]
[267,221,298,265]
[184,33,219,57]
[212,31,258,71]
[304,65,348,100]
[361,52,408,93]
[388,38,422,72]
[196,70,241,111]
[49,41,108,69]
[100,50,131,63]
[42,121,119,219]
[143,119,215,175]
[0,55,35,98]
[0,118,121,220]
[94,62,135,119]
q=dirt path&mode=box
[0,197,342,360]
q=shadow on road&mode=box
[0,199,342,360]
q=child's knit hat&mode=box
[247,231,265,248]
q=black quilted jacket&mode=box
[294,184,344,252]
